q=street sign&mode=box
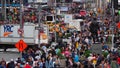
[64,14,72,23]
[80,10,86,16]
[15,39,27,52]
[18,29,24,35]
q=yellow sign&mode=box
[41,33,47,40]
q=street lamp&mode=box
[111,0,115,51]
[38,5,42,48]
[54,0,57,43]
[20,0,23,37]
[4,0,7,21]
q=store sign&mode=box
[73,0,83,2]
[80,10,86,16]
[3,25,14,37]
[28,0,48,3]
[60,7,68,11]
[64,14,72,23]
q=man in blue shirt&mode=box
[73,52,80,67]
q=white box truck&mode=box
[69,19,84,31]
[0,23,49,50]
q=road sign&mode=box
[15,39,27,52]
[18,29,24,35]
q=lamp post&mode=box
[38,5,42,48]
[4,0,6,21]
[54,0,57,43]
[20,0,23,37]
[111,0,115,51]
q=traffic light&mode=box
[113,0,119,9]
[118,0,120,9]
[114,0,118,9]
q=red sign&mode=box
[18,29,24,35]
[80,10,86,16]
[15,39,27,52]
[117,22,120,29]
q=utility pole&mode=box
[32,0,35,17]
[20,0,23,37]
[54,0,57,43]
[38,4,42,48]
[9,0,10,9]
[33,0,35,9]
[4,0,6,21]
[0,0,2,14]
[111,0,115,51]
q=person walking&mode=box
[110,58,119,68]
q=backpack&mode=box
[111,61,119,68]
[117,49,120,56]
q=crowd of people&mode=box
[0,4,120,68]
[0,15,120,68]
[0,8,38,24]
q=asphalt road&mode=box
[91,43,102,54]
[0,52,21,62]
[0,48,21,62]
[91,43,112,54]
[0,43,111,67]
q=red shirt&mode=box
[117,57,120,64]
[24,64,31,68]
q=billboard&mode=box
[60,7,68,11]
[28,0,48,3]
[73,0,84,2]
[64,14,73,23]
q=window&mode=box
[10,0,13,4]
[114,0,118,9]
[65,0,72,3]
[47,16,53,21]
[56,0,61,3]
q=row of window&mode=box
[0,0,28,5]
[56,0,72,3]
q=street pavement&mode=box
[0,51,66,68]
[91,43,112,54]
[0,48,21,62]
[0,43,112,67]
[91,43,102,54]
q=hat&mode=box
[90,53,92,56]
[14,61,17,64]
[26,62,29,64]
[11,59,14,61]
